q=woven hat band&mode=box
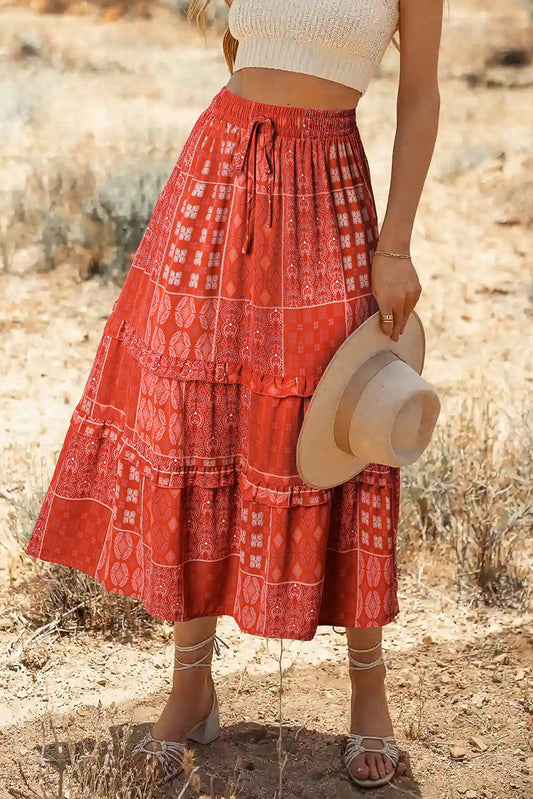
[333,349,402,455]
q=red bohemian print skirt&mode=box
[25,84,401,641]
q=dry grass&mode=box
[401,390,533,611]
[7,700,235,799]
[11,0,154,21]
[5,0,231,26]
[6,481,163,642]
[400,672,429,743]
[1,154,180,282]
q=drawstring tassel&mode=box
[230,114,275,254]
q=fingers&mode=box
[400,294,415,336]
[379,308,394,336]
[400,284,423,334]
[391,299,405,341]
[380,289,422,340]
[380,299,405,341]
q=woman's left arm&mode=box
[371,0,444,342]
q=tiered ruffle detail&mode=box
[117,318,322,398]
[25,83,401,640]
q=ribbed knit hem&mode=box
[233,36,374,96]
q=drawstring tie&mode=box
[229,114,275,254]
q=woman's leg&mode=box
[345,626,395,782]
[152,616,219,741]
[131,613,219,778]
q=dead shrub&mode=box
[8,484,163,642]
[401,388,533,610]
[19,0,153,19]
[8,700,213,798]
[3,154,177,282]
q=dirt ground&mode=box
[1,1,532,797]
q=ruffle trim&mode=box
[116,318,321,397]
[69,410,333,506]
[69,411,394,510]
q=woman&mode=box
[25,0,444,790]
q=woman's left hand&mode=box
[371,253,422,342]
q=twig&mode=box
[8,597,100,657]
[176,765,201,798]
[275,638,289,799]
[8,760,44,798]
[234,662,249,698]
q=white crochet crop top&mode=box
[228,0,399,95]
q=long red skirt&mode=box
[25,84,401,641]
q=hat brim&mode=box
[296,310,426,489]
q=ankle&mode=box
[171,667,213,693]
[350,662,387,689]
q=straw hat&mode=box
[296,309,441,489]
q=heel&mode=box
[187,688,220,744]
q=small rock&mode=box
[96,678,106,686]
[469,735,488,752]
[515,669,526,681]
[493,652,508,664]
[465,791,477,799]
[450,743,467,759]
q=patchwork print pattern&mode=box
[26,85,400,640]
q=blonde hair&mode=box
[188,0,402,73]
[188,0,238,73]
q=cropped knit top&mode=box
[228,0,399,95]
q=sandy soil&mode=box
[1,1,532,797]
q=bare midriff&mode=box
[226,67,363,111]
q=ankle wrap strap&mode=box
[174,632,229,671]
[347,641,386,671]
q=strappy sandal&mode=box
[130,631,228,788]
[343,640,400,788]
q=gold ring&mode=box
[380,313,394,323]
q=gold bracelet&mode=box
[374,249,411,259]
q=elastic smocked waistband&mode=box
[207,84,359,137]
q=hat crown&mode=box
[334,354,441,468]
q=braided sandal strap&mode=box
[344,733,400,769]
[132,729,188,785]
